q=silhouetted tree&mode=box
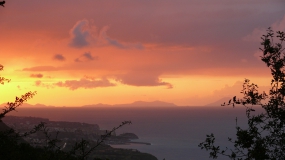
[199,28,285,159]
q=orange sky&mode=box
[0,1,284,106]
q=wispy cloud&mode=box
[34,80,54,89]
[23,66,59,71]
[75,52,98,62]
[98,26,144,49]
[30,73,43,78]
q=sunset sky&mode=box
[0,0,284,106]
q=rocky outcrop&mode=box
[118,133,139,139]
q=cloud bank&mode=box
[116,72,173,89]
[54,78,115,90]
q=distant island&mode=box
[204,97,232,106]
[205,97,260,107]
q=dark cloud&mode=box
[69,20,91,48]
[6,1,284,79]
[116,72,173,89]
[53,54,66,61]
[54,78,115,90]
[30,73,43,78]
[5,1,284,50]
[75,52,98,62]
[23,66,58,71]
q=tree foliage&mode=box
[199,28,285,159]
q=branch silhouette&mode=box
[0,1,5,7]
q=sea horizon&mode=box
[4,105,256,160]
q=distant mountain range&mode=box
[0,101,177,108]
[82,100,177,107]
[0,103,55,108]
[1,98,249,108]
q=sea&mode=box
[7,106,254,160]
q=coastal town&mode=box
[2,116,155,160]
